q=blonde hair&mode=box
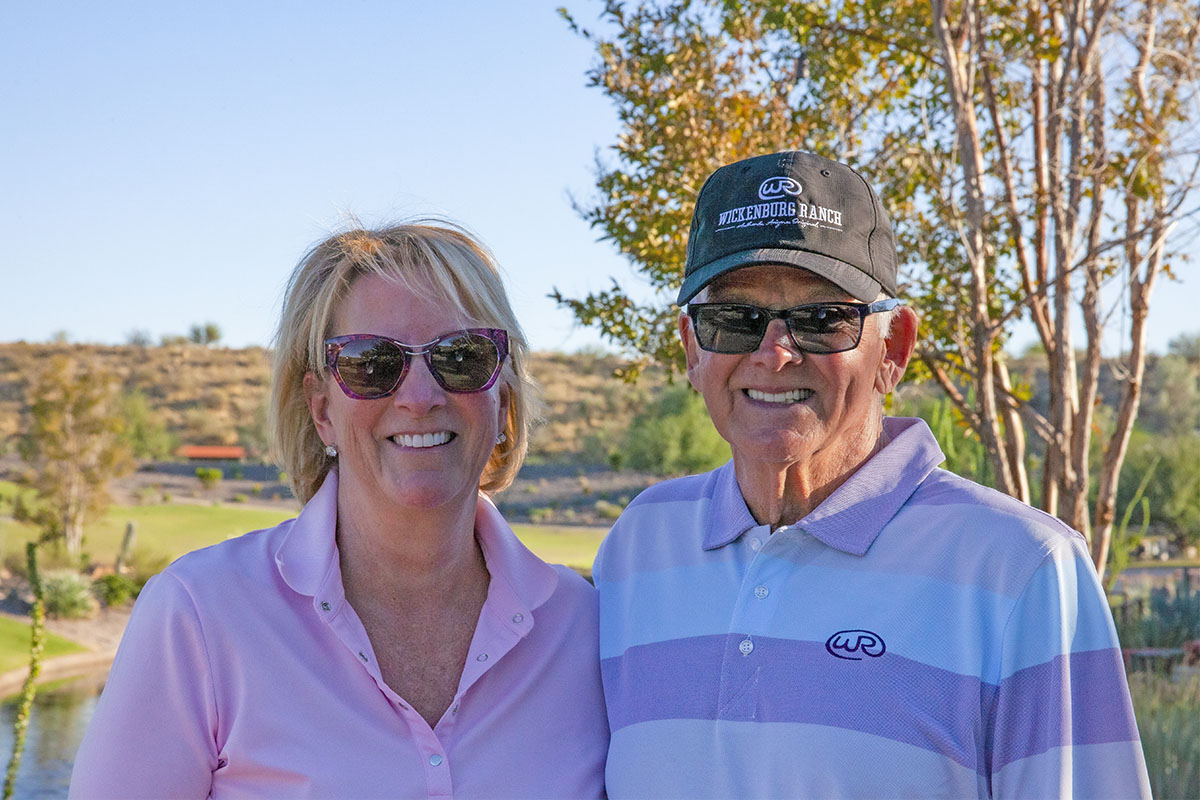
[270,220,540,504]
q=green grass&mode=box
[0,500,297,569]
[510,524,605,572]
[0,481,605,574]
[0,616,86,674]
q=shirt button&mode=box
[429,754,444,767]
[739,638,754,656]
[320,601,331,611]
[512,613,524,624]
[748,537,762,551]
[476,653,489,662]
[358,652,368,662]
[754,585,769,599]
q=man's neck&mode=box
[733,424,889,530]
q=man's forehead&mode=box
[702,265,849,301]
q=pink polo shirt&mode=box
[69,472,608,798]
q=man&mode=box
[595,151,1150,798]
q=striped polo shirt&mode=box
[596,416,1150,799]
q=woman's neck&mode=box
[334,477,486,599]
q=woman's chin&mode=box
[380,477,473,513]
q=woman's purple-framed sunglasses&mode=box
[323,328,509,399]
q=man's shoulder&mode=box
[905,467,1085,553]
[595,467,726,577]
[613,466,728,535]
[626,467,725,510]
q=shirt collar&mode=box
[702,417,945,556]
[273,470,559,615]
[474,492,559,622]
[701,462,760,550]
[274,469,340,597]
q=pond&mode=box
[0,672,103,798]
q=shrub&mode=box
[231,493,249,503]
[92,573,138,607]
[43,570,99,619]
[133,486,160,505]
[126,546,172,592]
[195,467,223,490]
[1115,579,1200,649]
[622,385,730,475]
[593,499,624,520]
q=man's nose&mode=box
[751,318,804,365]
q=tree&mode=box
[18,356,134,555]
[1117,429,1200,553]
[559,0,1200,580]
[124,329,152,348]
[189,321,222,346]
[623,384,732,474]
[117,389,176,460]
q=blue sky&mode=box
[1,2,1195,355]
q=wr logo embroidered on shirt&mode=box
[825,630,886,660]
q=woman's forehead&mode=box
[332,273,476,333]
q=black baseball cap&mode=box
[677,151,899,305]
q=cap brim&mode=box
[677,248,884,305]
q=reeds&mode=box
[1129,671,1200,800]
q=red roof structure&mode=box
[177,445,246,461]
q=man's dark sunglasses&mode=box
[324,329,508,399]
[687,299,902,355]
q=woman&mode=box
[70,222,609,797]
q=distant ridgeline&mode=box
[0,342,666,465]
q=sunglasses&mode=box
[324,328,508,399]
[687,299,902,355]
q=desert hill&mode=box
[0,341,667,467]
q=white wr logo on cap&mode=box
[758,177,802,200]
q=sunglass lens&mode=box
[335,338,406,398]
[787,305,861,352]
[695,306,766,353]
[429,332,500,391]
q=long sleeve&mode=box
[69,572,218,798]
[989,537,1151,799]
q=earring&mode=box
[495,433,506,445]
[325,444,338,458]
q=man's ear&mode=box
[875,305,918,395]
[679,311,702,390]
[304,371,336,446]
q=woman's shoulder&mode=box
[540,563,598,624]
[548,563,595,597]
[157,517,296,594]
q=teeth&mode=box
[393,432,452,448]
[746,388,812,404]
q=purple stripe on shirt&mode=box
[602,634,991,771]
[989,648,1140,771]
[603,635,1138,774]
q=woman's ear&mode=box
[496,381,511,441]
[304,371,336,446]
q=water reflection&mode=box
[0,672,104,799]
